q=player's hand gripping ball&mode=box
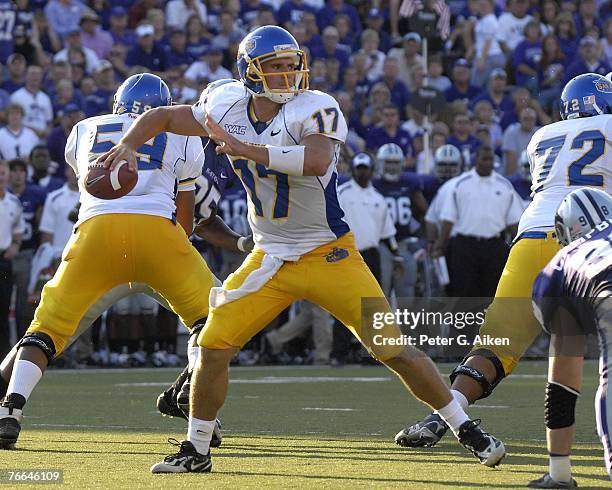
[85,160,137,199]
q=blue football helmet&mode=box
[559,73,612,120]
[113,73,172,115]
[237,25,309,104]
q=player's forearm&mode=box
[194,215,253,253]
[120,106,206,150]
[234,141,332,176]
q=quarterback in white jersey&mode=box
[396,73,612,450]
[192,79,349,260]
[100,25,506,474]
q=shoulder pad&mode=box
[289,90,340,111]
[201,80,246,113]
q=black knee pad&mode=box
[449,350,506,400]
[189,318,206,340]
[18,332,56,363]
[545,382,579,430]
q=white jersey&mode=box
[192,81,349,261]
[0,126,40,160]
[65,112,205,226]
[519,115,612,236]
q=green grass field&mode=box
[1,361,610,489]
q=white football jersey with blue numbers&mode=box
[192,81,350,260]
[65,112,205,226]
[519,114,612,235]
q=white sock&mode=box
[549,454,572,483]
[451,389,470,410]
[188,346,200,372]
[188,416,215,455]
[6,360,43,402]
[436,399,470,435]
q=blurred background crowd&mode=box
[1,0,608,367]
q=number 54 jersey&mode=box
[192,81,349,261]
[65,112,205,226]
[519,114,612,235]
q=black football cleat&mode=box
[395,412,449,448]
[157,366,190,420]
[457,419,506,467]
[0,401,23,450]
[150,439,212,473]
[527,473,578,488]
[157,370,223,448]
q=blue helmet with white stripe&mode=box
[554,188,612,246]
[559,73,612,120]
[113,73,172,115]
[236,25,309,104]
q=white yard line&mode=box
[302,407,359,412]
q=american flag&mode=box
[399,0,423,18]
[400,0,451,41]
[432,0,451,40]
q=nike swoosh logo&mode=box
[86,175,105,186]
[220,173,228,179]
[271,129,281,136]
[282,150,291,154]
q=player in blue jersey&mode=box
[373,143,428,298]
[529,188,612,488]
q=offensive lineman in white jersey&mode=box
[0,74,250,449]
[397,73,612,449]
[100,25,505,474]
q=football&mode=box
[84,160,137,199]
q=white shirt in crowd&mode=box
[0,192,25,250]
[10,89,53,134]
[496,12,533,51]
[185,62,232,83]
[39,184,80,253]
[440,169,523,239]
[165,0,208,29]
[338,179,396,250]
[0,126,40,160]
[53,47,100,75]
[474,13,503,58]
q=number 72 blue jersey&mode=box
[519,114,612,235]
[65,112,205,226]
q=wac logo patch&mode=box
[224,124,247,135]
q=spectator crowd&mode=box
[1,0,608,367]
